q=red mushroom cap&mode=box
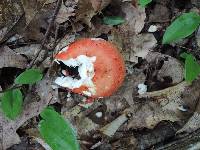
[55,38,125,98]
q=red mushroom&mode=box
[55,38,125,98]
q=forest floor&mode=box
[1,0,200,150]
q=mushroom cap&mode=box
[55,38,125,98]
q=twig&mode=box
[0,85,23,93]
[28,0,62,68]
[138,81,188,99]
[52,23,60,50]
[176,45,193,52]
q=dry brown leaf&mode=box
[0,27,8,42]
[21,0,55,41]
[146,52,184,84]
[100,113,129,137]
[0,46,28,69]
[80,18,112,38]
[99,69,184,132]
[0,0,24,27]
[127,101,180,129]
[109,3,156,63]
[45,0,57,4]
[129,34,157,63]
[21,0,48,25]
[56,0,77,24]
[22,8,52,41]
[76,0,110,27]
[102,57,186,129]
[13,44,41,60]
[0,0,24,43]
[139,81,189,119]
[111,32,157,63]
[76,0,96,27]
[177,112,200,133]
[127,82,188,129]
[90,0,111,11]
[148,4,170,22]
[120,2,146,34]
[62,105,100,136]
[54,34,75,54]
[177,78,200,133]
[0,76,58,149]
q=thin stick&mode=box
[28,0,62,68]
[0,85,22,93]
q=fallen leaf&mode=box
[178,112,200,133]
[148,4,170,23]
[127,101,180,129]
[0,75,58,149]
[177,78,200,133]
[0,46,28,69]
[76,0,111,27]
[81,17,112,38]
[21,0,55,41]
[22,8,52,41]
[100,113,129,137]
[109,3,156,63]
[90,0,111,11]
[75,0,96,27]
[54,34,75,55]
[62,104,100,136]
[120,2,146,34]
[128,81,189,129]
[146,52,184,84]
[111,32,157,63]
[13,44,41,60]
[56,0,76,24]
[0,0,24,43]
[21,0,48,25]
[129,34,157,63]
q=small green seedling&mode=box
[181,53,200,83]
[38,107,80,150]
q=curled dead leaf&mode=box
[146,52,184,84]
[177,78,200,133]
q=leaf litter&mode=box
[1,0,200,149]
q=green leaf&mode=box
[103,16,125,26]
[1,89,23,120]
[139,0,152,7]
[181,53,200,83]
[38,107,80,150]
[180,52,188,59]
[163,12,200,44]
[15,69,43,84]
